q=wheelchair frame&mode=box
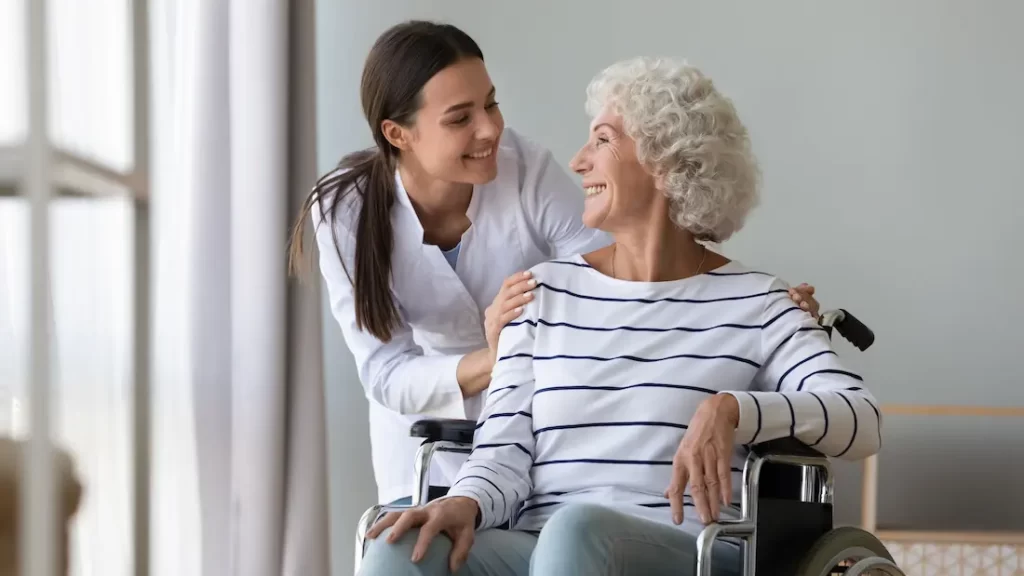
[354,309,902,575]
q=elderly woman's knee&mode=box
[535,503,620,552]
[358,527,452,576]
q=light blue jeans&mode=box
[359,503,741,576]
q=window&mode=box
[1,1,148,574]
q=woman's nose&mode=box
[476,113,500,141]
[569,146,590,175]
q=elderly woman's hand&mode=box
[789,283,820,318]
[366,496,480,571]
[665,394,740,525]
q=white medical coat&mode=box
[314,128,611,504]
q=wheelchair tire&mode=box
[795,526,900,576]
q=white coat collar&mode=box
[393,170,483,242]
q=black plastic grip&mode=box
[834,309,874,351]
[410,418,477,445]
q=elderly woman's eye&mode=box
[596,136,610,146]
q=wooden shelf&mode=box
[881,404,1024,418]
[862,404,1024,544]
[876,530,1024,546]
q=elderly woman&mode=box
[359,57,882,576]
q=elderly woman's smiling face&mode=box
[569,105,663,231]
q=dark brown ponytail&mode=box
[288,21,484,342]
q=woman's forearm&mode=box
[456,348,494,398]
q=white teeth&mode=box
[584,185,607,197]
[467,148,493,159]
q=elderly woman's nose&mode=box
[569,146,591,174]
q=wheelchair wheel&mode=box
[795,526,904,576]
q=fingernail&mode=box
[673,513,681,524]
[524,293,533,299]
[701,513,709,523]
[524,271,532,277]
[528,279,537,286]
[515,307,523,313]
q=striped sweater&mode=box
[445,255,882,535]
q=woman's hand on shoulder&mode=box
[484,271,537,355]
[366,496,480,571]
[665,393,740,526]
[788,283,820,318]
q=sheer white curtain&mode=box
[151,2,327,575]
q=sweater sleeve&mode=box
[443,309,537,529]
[724,277,883,460]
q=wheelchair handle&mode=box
[820,309,874,351]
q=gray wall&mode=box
[317,1,1024,570]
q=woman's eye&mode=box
[485,101,500,110]
[449,115,470,125]
[596,136,610,146]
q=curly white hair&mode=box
[584,57,760,242]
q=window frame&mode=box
[13,0,151,574]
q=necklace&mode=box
[611,243,708,280]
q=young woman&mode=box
[288,21,821,506]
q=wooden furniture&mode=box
[0,437,82,576]
[862,404,1024,575]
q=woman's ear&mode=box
[381,120,412,151]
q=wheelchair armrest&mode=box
[410,418,476,445]
[750,437,826,460]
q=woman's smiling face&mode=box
[569,105,660,232]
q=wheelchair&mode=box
[355,309,904,575]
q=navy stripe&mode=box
[548,260,592,269]
[760,306,804,329]
[507,318,766,334]
[486,384,520,399]
[748,392,764,444]
[797,369,863,391]
[809,391,829,447]
[509,315,814,334]
[533,459,743,474]
[474,443,532,457]
[534,458,674,467]
[783,394,796,438]
[705,270,771,277]
[539,282,787,304]
[518,501,562,515]
[534,421,688,435]
[530,491,567,498]
[476,411,532,429]
[457,482,495,516]
[454,475,502,515]
[834,391,859,458]
[861,395,882,449]
[776,350,837,391]
[497,353,533,362]
[535,382,717,397]
[528,352,761,369]
[467,462,503,479]
[766,326,830,367]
